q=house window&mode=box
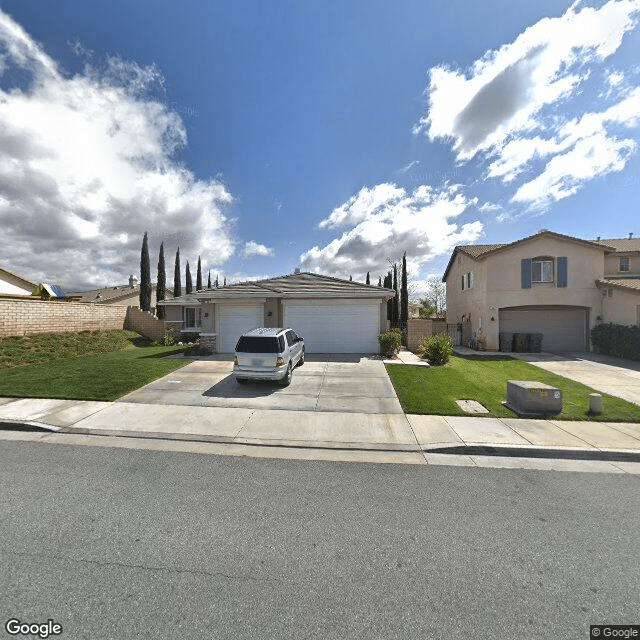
[620,257,630,272]
[184,307,201,328]
[532,258,554,283]
[461,272,473,291]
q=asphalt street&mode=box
[1,440,639,640]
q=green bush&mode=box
[591,323,640,360]
[378,329,403,356]
[418,333,453,365]
[161,331,177,346]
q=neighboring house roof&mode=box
[160,272,395,305]
[67,283,173,304]
[597,278,640,292]
[442,230,615,282]
[0,265,38,292]
[593,238,640,253]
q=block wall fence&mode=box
[0,299,167,340]
[406,318,448,351]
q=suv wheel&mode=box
[280,363,292,386]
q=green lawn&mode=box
[0,330,190,401]
[386,355,640,422]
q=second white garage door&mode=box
[283,299,380,353]
[217,303,264,353]
[499,306,589,352]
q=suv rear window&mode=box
[235,336,281,353]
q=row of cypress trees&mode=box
[381,253,408,326]
[139,232,225,318]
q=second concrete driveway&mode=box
[118,354,403,414]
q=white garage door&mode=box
[283,299,380,353]
[499,306,588,352]
[218,303,264,353]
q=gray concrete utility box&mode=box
[505,380,562,418]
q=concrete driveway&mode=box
[117,353,404,414]
[513,351,640,405]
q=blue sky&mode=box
[1,0,639,298]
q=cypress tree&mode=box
[401,252,408,324]
[366,272,370,285]
[392,264,399,325]
[385,272,392,320]
[156,242,166,319]
[378,276,382,287]
[349,275,353,281]
[173,248,181,298]
[207,271,211,289]
[215,274,219,288]
[186,262,193,294]
[139,232,152,311]
[223,276,226,286]
[196,256,202,291]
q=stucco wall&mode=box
[600,286,640,326]
[0,299,127,337]
[604,253,640,277]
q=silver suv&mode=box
[233,327,305,386]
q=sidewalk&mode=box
[1,396,639,470]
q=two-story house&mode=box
[443,230,640,352]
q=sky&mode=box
[1,0,639,299]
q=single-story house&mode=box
[158,271,395,353]
[443,230,640,352]
[0,266,38,297]
[67,275,172,309]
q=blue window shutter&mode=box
[557,256,567,288]
[521,259,532,289]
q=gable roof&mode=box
[160,272,395,305]
[67,283,172,304]
[593,238,640,253]
[0,265,38,291]
[442,230,613,282]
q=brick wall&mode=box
[0,299,128,337]
[406,318,448,351]
[124,306,168,341]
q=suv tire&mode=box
[280,363,292,387]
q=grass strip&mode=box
[386,356,640,422]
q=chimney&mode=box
[294,268,301,274]
[597,236,601,241]
[129,275,138,288]
[629,232,634,239]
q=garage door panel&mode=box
[218,304,264,353]
[284,300,380,353]
[499,306,587,352]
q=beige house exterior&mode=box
[443,231,640,352]
[159,272,394,354]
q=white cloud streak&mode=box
[242,241,274,258]
[0,9,234,289]
[300,183,482,280]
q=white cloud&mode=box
[242,241,274,258]
[417,0,640,159]
[300,183,482,280]
[0,9,234,289]
[415,0,640,210]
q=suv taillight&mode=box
[276,356,285,366]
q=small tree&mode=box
[185,262,193,294]
[349,275,352,281]
[223,276,226,286]
[400,252,408,324]
[425,277,446,316]
[378,276,382,287]
[139,232,152,311]
[196,256,202,291]
[156,242,166,319]
[207,271,211,289]
[392,264,399,325]
[173,248,181,298]
[366,272,370,285]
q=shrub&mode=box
[591,323,640,360]
[418,333,453,365]
[161,332,177,346]
[378,329,403,356]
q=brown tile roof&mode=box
[67,283,173,304]
[161,272,395,305]
[598,278,640,292]
[593,238,640,253]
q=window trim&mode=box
[183,306,202,329]
[620,256,630,272]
